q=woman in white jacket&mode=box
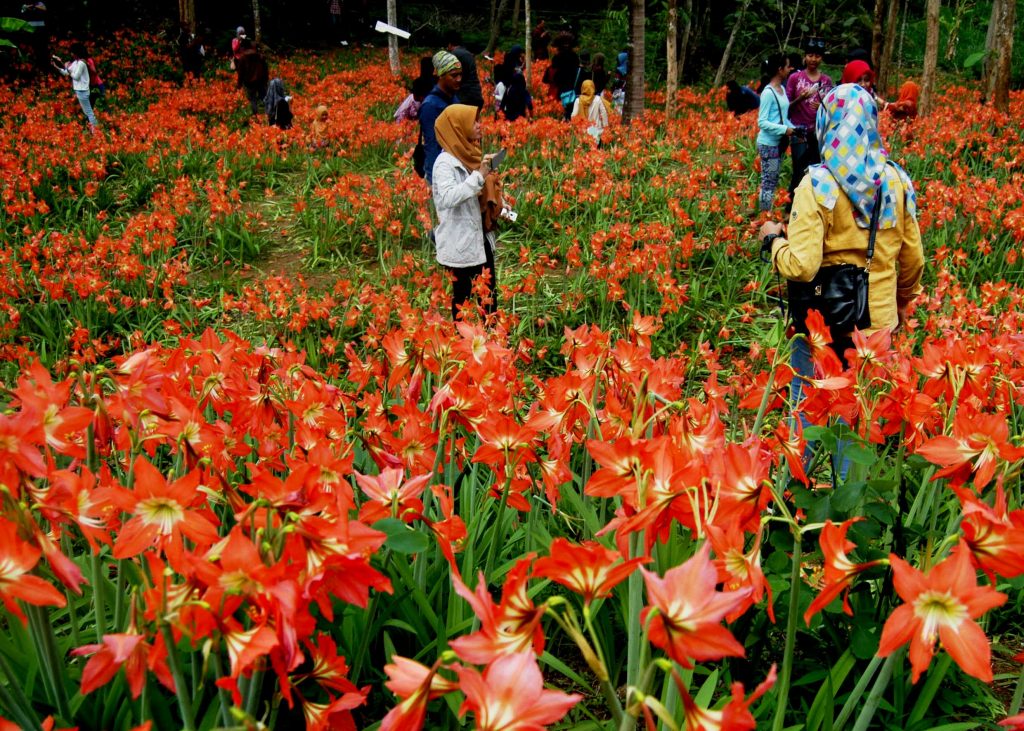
[571,79,611,144]
[52,42,98,129]
[432,104,499,319]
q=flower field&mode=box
[2,32,1024,731]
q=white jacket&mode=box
[62,59,90,92]
[431,151,496,268]
[572,96,609,142]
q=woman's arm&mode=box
[896,196,925,312]
[68,60,88,83]
[432,155,485,210]
[758,89,789,135]
[771,181,826,281]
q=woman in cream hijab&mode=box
[571,79,612,143]
[432,104,502,319]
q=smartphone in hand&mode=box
[490,148,507,170]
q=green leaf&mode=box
[842,444,877,467]
[374,518,431,554]
[963,50,987,68]
[0,17,33,33]
[831,481,865,512]
[851,622,880,659]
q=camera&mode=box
[791,125,810,142]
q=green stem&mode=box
[90,551,108,643]
[906,653,950,726]
[751,356,779,436]
[833,654,883,731]
[625,531,644,704]
[26,604,71,721]
[0,651,41,730]
[850,653,896,731]
[244,668,265,719]
[159,623,196,731]
[771,524,803,731]
[1009,658,1024,716]
[482,474,512,586]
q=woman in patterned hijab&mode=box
[758,83,925,481]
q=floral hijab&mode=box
[808,83,917,229]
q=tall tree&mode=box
[486,0,510,56]
[877,0,900,95]
[679,0,694,80]
[251,0,262,43]
[666,0,678,117]
[986,0,1016,111]
[623,0,646,124]
[871,0,885,68]
[178,0,195,33]
[387,0,400,76]
[713,0,753,87]
[524,0,532,84]
[919,0,940,116]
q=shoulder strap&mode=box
[866,186,882,266]
[769,87,783,123]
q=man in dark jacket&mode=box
[444,31,482,108]
[235,39,269,115]
[420,51,462,184]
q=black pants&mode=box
[448,239,496,319]
[788,137,821,204]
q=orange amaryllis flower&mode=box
[676,664,777,731]
[641,543,751,668]
[353,466,431,524]
[877,543,1008,683]
[804,519,882,624]
[381,656,458,731]
[706,522,773,623]
[916,407,1024,489]
[532,538,647,605]
[455,652,581,731]
[110,458,220,570]
[71,633,146,698]
[954,484,1024,580]
[0,518,66,622]
[449,558,545,664]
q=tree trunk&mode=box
[511,0,521,39]
[178,0,195,33]
[877,0,900,95]
[679,0,693,80]
[871,0,885,68]
[251,0,262,43]
[984,0,998,80]
[485,0,510,56]
[713,0,753,87]
[666,0,678,117]
[987,0,1015,111]
[524,0,531,84]
[623,0,645,124]
[919,0,940,116]
[387,0,400,76]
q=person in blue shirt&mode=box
[756,53,795,212]
[420,51,462,185]
[725,80,760,116]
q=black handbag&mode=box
[413,132,426,178]
[788,188,882,335]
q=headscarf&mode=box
[840,60,874,85]
[264,78,287,117]
[432,50,461,78]
[434,104,481,171]
[808,83,916,229]
[311,105,329,139]
[576,79,611,118]
[616,52,628,76]
[236,26,245,36]
[896,81,919,106]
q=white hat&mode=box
[236,26,246,35]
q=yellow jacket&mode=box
[771,168,925,334]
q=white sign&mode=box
[374,20,411,39]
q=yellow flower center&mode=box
[913,590,968,642]
[136,498,185,534]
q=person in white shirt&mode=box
[52,43,98,129]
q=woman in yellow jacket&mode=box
[759,83,924,479]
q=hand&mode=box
[760,221,784,239]
[785,127,795,137]
[479,154,494,177]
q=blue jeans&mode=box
[74,89,98,127]
[790,337,850,484]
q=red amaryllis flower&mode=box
[641,543,751,667]
[455,652,581,731]
[72,633,146,697]
[804,519,882,624]
[954,484,1024,580]
[676,664,777,731]
[877,543,1007,683]
[916,407,1024,489]
[0,518,66,622]
[110,457,220,570]
[532,538,647,605]
[353,466,431,524]
[1000,713,1024,729]
[381,656,458,731]
[449,557,545,664]
[706,522,773,622]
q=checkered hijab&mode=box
[808,83,916,229]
